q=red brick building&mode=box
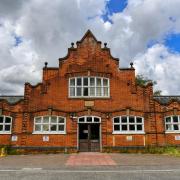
[0,30,180,152]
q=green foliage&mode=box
[153,90,162,96]
[135,74,157,86]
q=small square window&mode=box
[114,125,120,131]
[0,125,3,131]
[77,87,82,96]
[5,117,11,123]
[114,117,120,123]
[121,116,127,123]
[129,125,135,131]
[136,117,142,123]
[103,87,108,96]
[173,125,179,130]
[35,117,41,123]
[83,87,89,96]
[58,125,64,131]
[137,125,142,131]
[87,117,92,122]
[96,87,102,96]
[166,124,172,131]
[96,78,101,86]
[50,124,57,131]
[173,116,178,123]
[43,124,49,131]
[121,125,127,131]
[166,117,171,123]
[83,78,88,86]
[103,79,108,86]
[79,117,85,122]
[94,117,100,122]
[43,117,49,123]
[90,78,95,86]
[70,87,75,96]
[51,116,57,123]
[5,125,11,131]
[35,124,41,131]
[58,117,64,123]
[77,78,82,86]
[129,117,135,123]
[90,87,95,96]
[0,116,4,123]
[70,79,75,86]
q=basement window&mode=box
[113,116,144,134]
[165,116,180,133]
[0,115,12,134]
[69,77,110,98]
[33,116,66,134]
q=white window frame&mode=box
[0,115,12,134]
[69,76,110,98]
[165,115,180,133]
[33,116,66,134]
[112,116,145,134]
[78,116,101,123]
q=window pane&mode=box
[77,78,82,86]
[83,78,88,86]
[137,117,142,123]
[43,124,49,131]
[173,125,179,130]
[0,125,3,131]
[51,116,57,123]
[96,87,101,96]
[114,117,120,123]
[83,87,88,96]
[35,117,41,123]
[103,87,108,96]
[103,79,108,86]
[70,87,75,96]
[129,125,135,131]
[5,125,10,131]
[70,79,75,86]
[114,125,120,131]
[96,78,101,86]
[58,125,64,131]
[121,125,127,131]
[90,78,95,86]
[166,124,172,130]
[129,117,135,123]
[90,87,95,96]
[50,124,57,131]
[0,116,4,123]
[35,125,41,131]
[166,117,171,123]
[173,116,178,122]
[5,117,11,123]
[137,125,142,131]
[43,117,49,123]
[77,87,82,96]
[94,117,100,122]
[58,117,64,123]
[79,117,85,122]
[87,117,92,122]
[121,116,127,123]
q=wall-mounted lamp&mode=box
[70,112,77,119]
[106,113,111,119]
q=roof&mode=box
[154,96,180,104]
[0,96,24,104]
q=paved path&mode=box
[66,152,116,166]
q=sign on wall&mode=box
[175,136,180,141]
[11,135,18,142]
[43,135,49,142]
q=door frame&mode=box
[77,116,102,152]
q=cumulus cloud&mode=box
[0,0,180,95]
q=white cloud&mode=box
[0,0,180,95]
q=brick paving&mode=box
[66,152,116,166]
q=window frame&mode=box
[165,116,180,133]
[0,115,12,134]
[112,116,145,134]
[78,116,101,123]
[33,116,66,134]
[69,76,110,98]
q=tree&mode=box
[135,74,162,96]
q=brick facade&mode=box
[0,30,180,152]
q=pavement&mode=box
[0,153,180,180]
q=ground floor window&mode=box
[113,116,144,134]
[165,116,180,132]
[33,116,66,134]
[0,115,12,134]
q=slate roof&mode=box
[0,96,24,104]
[154,96,180,104]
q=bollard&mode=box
[0,147,6,157]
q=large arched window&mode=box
[33,116,66,134]
[165,116,180,132]
[0,115,12,134]
[69,77,110,98]
[113,116,144,134]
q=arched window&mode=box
[33,116,66,134]
[69,77,110,98]
[113,116,144,134]
[0,115,12,134]
[78,116,101,123]
[165,116,180,132]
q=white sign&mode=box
[175,135,180,140]
[43,135,49,142]
[126,136,132,141]
[11,135,18,142]
[83,130,88,134]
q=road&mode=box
[0,153,180,180]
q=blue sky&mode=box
[105,0,180,53]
